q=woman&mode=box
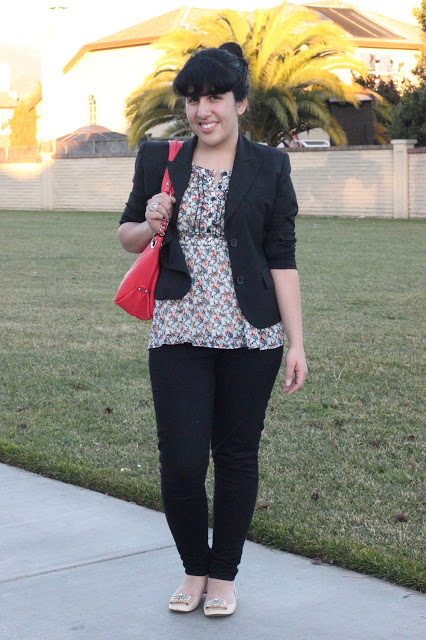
[118,42,308,617]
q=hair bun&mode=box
[219,42,244,60]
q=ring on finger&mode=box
[149,201,159,212]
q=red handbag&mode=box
[114,140,183,320]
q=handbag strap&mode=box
[161,140,184,197]
[154,140,183,239]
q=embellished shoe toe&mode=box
[169,590,206,613]
[204,586,237,617]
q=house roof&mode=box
[92,7,205,45]
[304,4,405,39]
[0,91,17,108]
[63,3,424,74]
[63,6,214,73]
[305,1,423,48]
[362,11,424,44]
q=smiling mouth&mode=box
[200,122,218,130]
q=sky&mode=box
[0,0,421,52]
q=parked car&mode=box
[299,139,330,148]
[287,135,330,148]
[278,138,331,148]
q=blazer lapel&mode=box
[225,134,262,224]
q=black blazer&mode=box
[120,133,298,329]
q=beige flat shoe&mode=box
[169,591,206,612]
[169,578,208,613]
[204,585,237,617]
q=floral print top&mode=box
[148,163,284,350]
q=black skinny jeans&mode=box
[149,343,283,581]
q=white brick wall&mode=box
[287,149,394,217]
[408,152,426,219]
[52,157,135,212]
[1,147,424,218]
[0,163,43,210]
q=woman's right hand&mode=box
[146,192,176,234]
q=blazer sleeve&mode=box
[263,152,298,270]
[119,143,148,226]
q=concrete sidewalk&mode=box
[0,463,424,640]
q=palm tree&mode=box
[126,2,372,147]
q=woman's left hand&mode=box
[282,346,308,395]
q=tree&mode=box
[356,76,400,107]
[387,2,426,147]
[126,2,371,147]
[9,84,40,147]
[412,0,426,81]
[389,82,426,146]
[355,75,399,143]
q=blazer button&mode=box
[230,238,238,247]
[236,276,245,285]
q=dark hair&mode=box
[173,42,250,103]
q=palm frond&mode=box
[164,119,193,138]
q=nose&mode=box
[197,97,211,119]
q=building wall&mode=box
[334,47,419,86]
[52,157,134,211]
[356,47,419,82]
[0,162,44,210]
[408,150,426,218]
[0,146,424,218]
[51,44,163,140]
[287,147,394,217]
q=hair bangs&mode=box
[173,56,236,99]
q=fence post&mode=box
[391,139,417,219]
[40,151,54,211]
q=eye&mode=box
[187,97,199,104]
[210,94,221,101]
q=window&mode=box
[360,53,394,76]
[88,94,96,125]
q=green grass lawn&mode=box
[0,210,424,591]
